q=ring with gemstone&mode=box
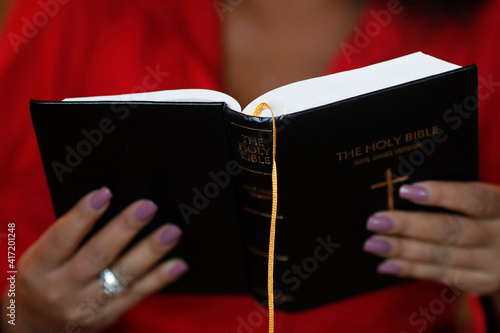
[99,268,125,296]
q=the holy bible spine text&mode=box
[225,109,295,307]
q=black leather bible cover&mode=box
[30,65,478,311]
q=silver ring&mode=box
[99,268,125,296]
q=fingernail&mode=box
[168,261,189,278]
[377,262,401,275]
[89,187,112,211]
[160,224,183,245]
[134,200,158,222]
[400,184,429,202]
[363,238,391,254]
[367,215,394,232]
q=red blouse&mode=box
[1,0,499,332]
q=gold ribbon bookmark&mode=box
[252,103,278,333]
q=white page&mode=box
[242,52,460,116]
[64,52,460,117]
[64,89,242,112]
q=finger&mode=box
[364,236,491,270]
[83,259,188,325]
[112,224,183,286]
[399,181,500,218]
[122,258,188,301]
[66,199,158,281]
[366,211,493,247]
[376,260,499,295]
[31,187,112,268]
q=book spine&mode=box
[224,108,294,308]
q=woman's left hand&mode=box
[364,181,500,295]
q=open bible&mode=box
[30,52,478,311]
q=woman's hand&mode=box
[1,187,187,333]
[364,181,500,295]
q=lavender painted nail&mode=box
[89,187,112,211]
[160,224,183,245]
[168,261,189,278]
[399,184,430,202]
[363,238,391,254]
[366,215,394,232]
[377,262,402,275]
[133,200,158,222]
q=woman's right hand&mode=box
[1,187,187,333]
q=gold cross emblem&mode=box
[370,168,408,210]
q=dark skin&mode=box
[2,1,500,331]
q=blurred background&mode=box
[0,0,13,27]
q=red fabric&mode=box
[1,0,499,332]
